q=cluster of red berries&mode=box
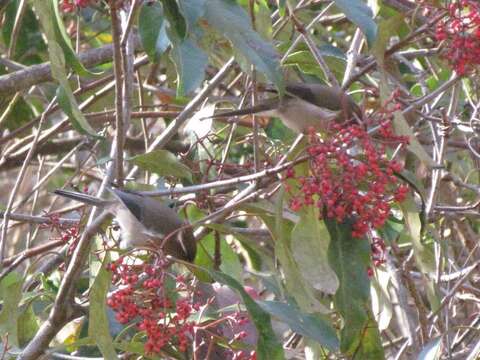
[61,0,91,12]
[106,255,257,358]
[106,257,198,355]
[43,213,80,256]
[285,95,409,238]
[435,0,480,75]
[371,237,386,267]
[367,237,387,277]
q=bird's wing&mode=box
[284,83,322,107]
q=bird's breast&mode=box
[113,207,152,248]
[276,98,339,133]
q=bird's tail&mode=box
[201,98,279,119]
[54,189,107,207]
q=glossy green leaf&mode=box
[51,0,101,76]
[88,254,118,359]
[168,34,208,96]
[400,196,439,312]
[17,304,39,346]
[284,50,346,81]
[195,228,243,283]
[326,218,383,357]
[392,109,435,167]
[178,0,206,29]
[292,208,339,294]
[333,0,378,46]
[0,272,23,347]
[378,78,434,166]
[161,0,187,39]
[258,300,339,351]
[206,223,271,272]
[139,2,169,62]
[272,194,329,313]
[277,0,286,16]
[34,0,99,137]
[208,270,285,360]
[370,269,393,331]
[401,197,434,274]
[56,84,98,137]
[353,315,386,359]
[371,14,404,68]
[129,149,193,181]
[203,0,284,93]
[2,1,46,62]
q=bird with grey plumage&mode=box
[205,82,362,133]
[54,187,196,262]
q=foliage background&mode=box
[0,0,479,359]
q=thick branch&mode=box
[0,37,141,97]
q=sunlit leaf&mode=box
[51,0,102,76]
[333,0,378,46]
[168,32,208,96]
[160,0,187,39]
[208,270,285,360]
[203,0,284,93]
[34,0,99,137]
[139,2,170,62]
[326,218,383,357]
[292,208,339,294]
[88,254,118,359]
[178,0,206,30]
[258,300,339,351]
[0,272,23,347]
[129,149,193,182]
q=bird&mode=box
[206,83,362,134]
[54,187,197,262]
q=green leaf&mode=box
[129,149,193,181]
[326,218,384,358]
[291,208,339,294]
[277,0,286,16]
[168,34,208,96]
[400,196,439,313]
[203,0,284,92]
[195,228,243,283]
[2,1,46,61]
[333,0,378,46]
[161,0,187,39]
[51,0,101,76]
[392,109,435,167]
[284,49,346,82]
[271,194,329,313]
[56,84,98,137]
[257,300,339,351]
[139,2,170,62]
[370,269,393,331]
[17,304,39,346]
[377,80,434,167]
[371,14,404,68]
[178,0,206,29]
[34,0,99,137]
[400,197,434,274]
[353,315,386,359]
[88,254,118,360]
[0,272,23,347]
[208,271,285,360]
